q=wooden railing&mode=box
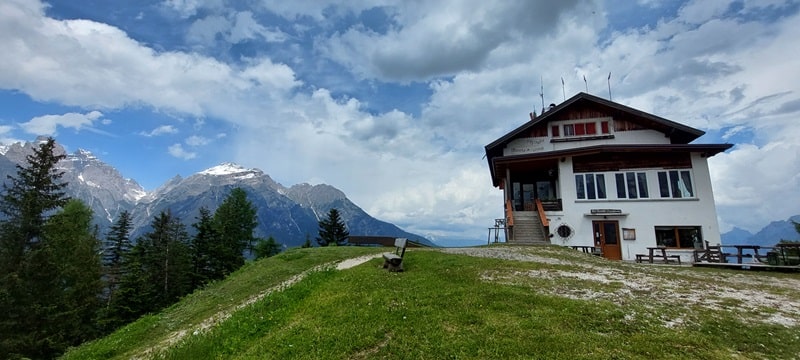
[535,199,549,227]
[505,198,514,227]
[540,199,563,211]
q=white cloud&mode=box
[186,15,229,44]
[317,1,594,81]
[0,2,300,117]
[185,135,210,146]
[0,124,23,145]
[163,0,224,18]
[710,141,800,232]
[168,143,197,160]
[140,125,178,137]
[19,110,103,135]
[230,11,287,43]
[186,10,287,46]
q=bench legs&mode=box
[383,258,404,272]
[634,254,681,265]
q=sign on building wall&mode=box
[504,137,547,156]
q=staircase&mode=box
[509,211,549,245]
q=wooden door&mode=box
[593,221,622,260]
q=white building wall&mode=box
[545,153,723,262]
[504,129,672,156]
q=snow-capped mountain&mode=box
[60,148,146,223]
[0,137,145,227]
[0,138,432,247]
[130,162,433,247]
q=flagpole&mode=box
[583,75,588,93]
[561,77,565,101]
[540,76,545,111]
[607,72,612,101]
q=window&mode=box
[657,170,694,198]
[655,226,701,248]
[554,119,612,140]
[637,173,649,198]
[575,173,606,200]
[563,124,575,136]
[575,175,585,199]
[615,172,649,199]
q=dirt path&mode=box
[134,254,382,359]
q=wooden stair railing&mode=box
[505,199,514,227]
[535,199,550,242]
[534,199,549,227]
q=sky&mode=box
[1,0,799,246]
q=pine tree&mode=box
[316,208,349,246]
[254,236,282,259]
[107,243,152,327]
[109,210,194,322]
[0,137,68,271]
[38,200,104,354]
[103,210,132,306]
[191,207,218,287]
[213,187,257,275]
[138,211,193,310]
[0,137,71,358]
[302,233,313,248]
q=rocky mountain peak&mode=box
[73,148,97,160]
[2,137,67,163]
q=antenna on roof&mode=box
[607,72,612,101]
[583,75,588,93]
[561,77,566,101]
[540,76,545,111]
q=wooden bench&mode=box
[382,238,407,272]
[635,253,681,265]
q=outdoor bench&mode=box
[382,237,407,272]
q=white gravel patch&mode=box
[442,246,800,328]
[336,254,382,270]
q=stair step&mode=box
[510,211,549,244]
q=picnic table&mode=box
[571,245,602,256]
[636,246,681,264]
[732,245,763,264]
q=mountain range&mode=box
[721,215,800,247]
[0,137,434,248]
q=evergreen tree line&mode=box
[0,138,284,359]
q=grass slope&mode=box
[63,246,800,359]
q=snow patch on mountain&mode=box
[124,186,148,202]
[200,163,251,176]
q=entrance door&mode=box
[512,180,557,211]
[593,221,622,260]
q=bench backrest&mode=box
[394,238,408,257]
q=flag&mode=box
[561,77,564,85]
[608,72,611,80]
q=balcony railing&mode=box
[540,199,563,212]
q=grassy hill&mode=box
[62,246,800,359]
